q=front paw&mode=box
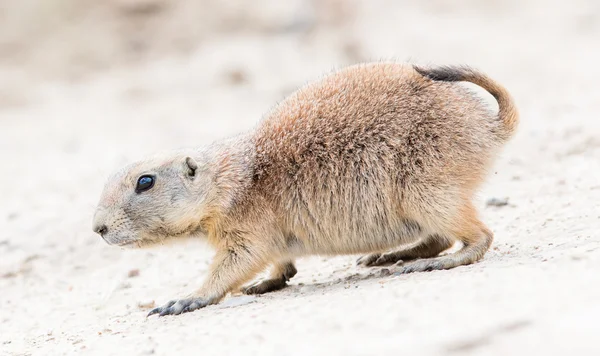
[147,297,209,317]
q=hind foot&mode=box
[394,226,493,275]
[358,234,455,267]
[357,251,408,267]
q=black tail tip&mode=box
[413,65,471,82]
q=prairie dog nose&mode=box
[93,224,108,236]
[92,208,109,236]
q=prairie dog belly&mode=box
[277,170,434,255]
[299,214,426,255]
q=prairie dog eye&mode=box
[135,175,155,193]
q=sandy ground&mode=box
[1,1,599,355]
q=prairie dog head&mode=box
[92,152,213,247]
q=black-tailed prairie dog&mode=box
[92,63,518,316]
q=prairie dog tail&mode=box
[414,65,519,140]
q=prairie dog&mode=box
[92,63,518,316]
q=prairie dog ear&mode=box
[184,157,198,178]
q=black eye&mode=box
[135,175,155,193]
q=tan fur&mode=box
[92,62,518,316]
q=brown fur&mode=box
[92,62,518,316]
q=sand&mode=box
[1,1,599,355]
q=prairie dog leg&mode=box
[396,204,494,274]
[358,234,454,267]
[243,260,297,295]
[149,241,267,317]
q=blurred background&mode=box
[1,1,599,355]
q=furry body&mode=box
[92,63,518,316]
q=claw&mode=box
[147,308,159,317]
[147,300,175,317]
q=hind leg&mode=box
[395,204,493,274]
[358,234,454,267]
[242,260,297,295]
